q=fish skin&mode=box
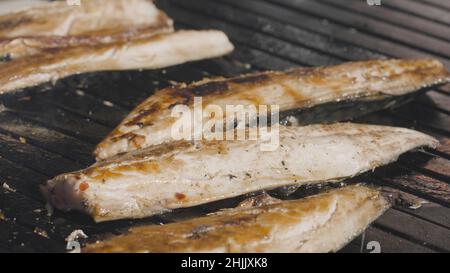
[83,185,389,253]
[94,59,450,160]
[0,30,234,94]
[41,123,437,222]
[0,0,174,59]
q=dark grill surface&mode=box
[0,0,450,253]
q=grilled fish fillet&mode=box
[0,0,174,59]
[41,123,437,222]
[0,0,169,38]
[94,59,450,160]
[0,30,234,94]
[83,185,389,253]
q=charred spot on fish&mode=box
[169,88,194,105]
[0,53,12,62]
[190,81,229,96]
[281,161,289,170]
[168,103,179,110]
[124,103,160,126]
[230,74,270,84]
[113,132,146,148]
[228,174,238,180]
[175,193,187,201]
[113,151,128,158]
[129,134,146,148]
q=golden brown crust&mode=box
[83,185,389,253]
[95,59,450,159]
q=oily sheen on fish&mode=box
[42,123,437,222]
[83,185,389,253]
[94,59,450,160]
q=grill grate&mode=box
[0,0,449,253]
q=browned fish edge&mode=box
[83,185,389,253]
[95,58,450,158]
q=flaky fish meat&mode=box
[42,123,437,222]
[83,185,389,253]
[0,30,234,94]
[0,0,174,59]
[94,59,449,160]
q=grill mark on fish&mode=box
[191,81,229,96]
[91,170,124,182]
[280,82,305,103]
[168,86,196,106]
[124,103,161,127]
[108,161,161,177]
[122,75,273,127]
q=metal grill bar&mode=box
[421,0,450,11]
[382,0,450,25]
[321,0,450,42]
[0,0,449,253]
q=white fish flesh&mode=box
[41,123,437,222]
